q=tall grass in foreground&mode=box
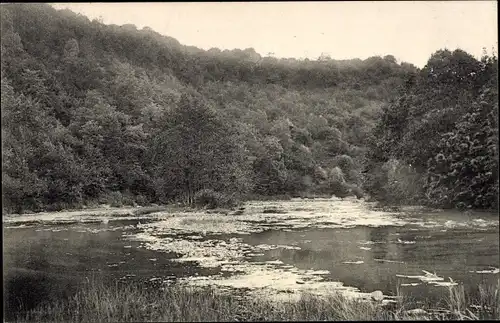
[12,277,500,322]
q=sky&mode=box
[51,1,497,67]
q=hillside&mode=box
[1,4,497,213]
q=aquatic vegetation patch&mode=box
[400,282,421,287]
[128,199,416,239]
[262,208,288,214]
[127,225,394,303]
[255,244,301,251]
[470,267,499,274]
[127,233,254,268]
[396,238,416,244]
[120,199,499,307]
[396,270,464,287]
[374,258,405,264]
[6,199,497,234]
[178,262,375,303]
[6,198,499,321]
[3,207,137,224]
[358,240,386,245]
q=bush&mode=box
[380,159,425,205]
[334,154,355,172]
[194,189,237,209]
[134,194,150,206]
[347,184,365,199]
[99,191,124,208]
[324,167,351,198]
[330,182,352,199]
[362,159,425,205]
[120,191,136,206]
[44,202,74,212]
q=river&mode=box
[4,198,499,317]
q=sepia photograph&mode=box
[2,1,499,321]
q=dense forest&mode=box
[1,4,498,213]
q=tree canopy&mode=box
[1,4,497,212]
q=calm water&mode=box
[4,202,500,317]
[237,226,499,296]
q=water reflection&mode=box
[4,268,78,320]
[3,205,499,316]
[239,225,499,296]
[3,222,219,307]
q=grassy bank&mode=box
[10,276,500,322]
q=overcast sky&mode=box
[51,1,497,67]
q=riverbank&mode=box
[5,196,496,222]
[2,204,197,224]
[11,276,500,322]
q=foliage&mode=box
[150,91,252,205]
[365,49,498,209]
[194,189,237,209]
[1,3,495,212]
[425,84,498,209]
[374,159,425,205]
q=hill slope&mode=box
[1,4,496,212]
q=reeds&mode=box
[12,276,500,322]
